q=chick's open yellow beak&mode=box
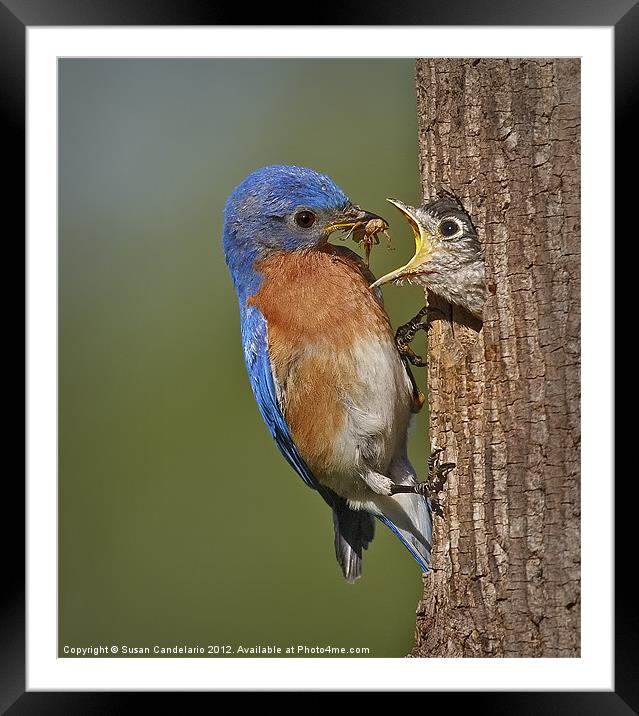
[369,198,433,289]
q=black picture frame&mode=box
[5,0,626,710]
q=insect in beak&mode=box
[326,207,391,265]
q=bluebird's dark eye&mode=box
[294,210,316,228]
[439,219,461,238]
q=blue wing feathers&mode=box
[242,306,318,490]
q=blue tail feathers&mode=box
[373,493,433,573]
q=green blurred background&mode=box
[58,59,429,658]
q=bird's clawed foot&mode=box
[425,446,455,517]
[395,306,431,367]
[389,447,454,515]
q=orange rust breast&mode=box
[247,245,395,475]
[248,245,392,350]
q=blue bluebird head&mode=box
[223,165,382,293]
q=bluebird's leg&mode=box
[390,482,430,497]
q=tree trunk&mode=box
[412,59,580,657]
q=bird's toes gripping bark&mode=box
[394,306,432,367]
[425,446,455,517]
[389,447,454,514]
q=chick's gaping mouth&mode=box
[369,198,434,289]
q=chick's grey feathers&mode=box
[416,195,486,320]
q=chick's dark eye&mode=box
[294,210,316,228]
[440,219,460,237]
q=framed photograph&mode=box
[6,0,626,708]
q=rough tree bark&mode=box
[412,59,580,657]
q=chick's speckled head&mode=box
[411,197,481,257]
[371,194,486,319]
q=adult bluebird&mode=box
[222,165,432,581]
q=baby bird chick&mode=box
[371,194,485,318]
[370,194,486,365]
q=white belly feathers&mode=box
[320,334,415,501]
